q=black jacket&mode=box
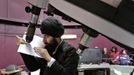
[20,41,79,75]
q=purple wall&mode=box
[0,0,7,18]
[0,0,30,22]
[90,34,123,50]
[8,0,30,21]
[0,24,27,69]
[64,29,83,48]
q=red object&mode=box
[110,51,120,64]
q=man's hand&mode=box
[16,35,27,45]
[34,47,52,62]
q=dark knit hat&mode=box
[40,17,64,37]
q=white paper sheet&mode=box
[17,35,45,58]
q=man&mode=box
[16,16,79,75]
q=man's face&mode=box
[43,34,59,53]
[42,34,57,45]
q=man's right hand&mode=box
[16,35,27,45]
